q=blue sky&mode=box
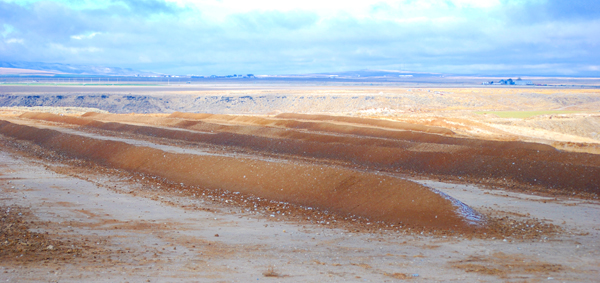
[1,0,599,76]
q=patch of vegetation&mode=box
[262,266,284,277]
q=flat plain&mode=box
[0,82,599,282]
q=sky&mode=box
[0,0,599,76]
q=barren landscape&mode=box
[1,83,599,282]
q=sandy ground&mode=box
[1,85,600,282]
[1,130,599,282]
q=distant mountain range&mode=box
[257,69,445,79]
[308,69,444,78]
[0,61,449,79]
[0,61,160,76]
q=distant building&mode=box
[483,78,534,85]
[514,78,533,85]
[497,79,514,85]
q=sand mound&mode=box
[165,112,554,151]
[275,112,455,135]
[20,112,600,196]
[0,120,480,230]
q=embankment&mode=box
[169,112,455,135]
[275,112,454,134]
[0,119,480,230]
[165,112,555,151]
[20,112,600,196]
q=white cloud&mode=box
[586,66,599,71]
[6,38,24,44]
[166,0,503,23]
[71,32,100,40]
[2,24,16,38]
[2,0,598,76]
[138,55,152,63]
[50,43,103,54]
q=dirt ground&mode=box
[1,144,599,282]
[1,86,599,282]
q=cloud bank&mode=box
[1,0,598,76]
